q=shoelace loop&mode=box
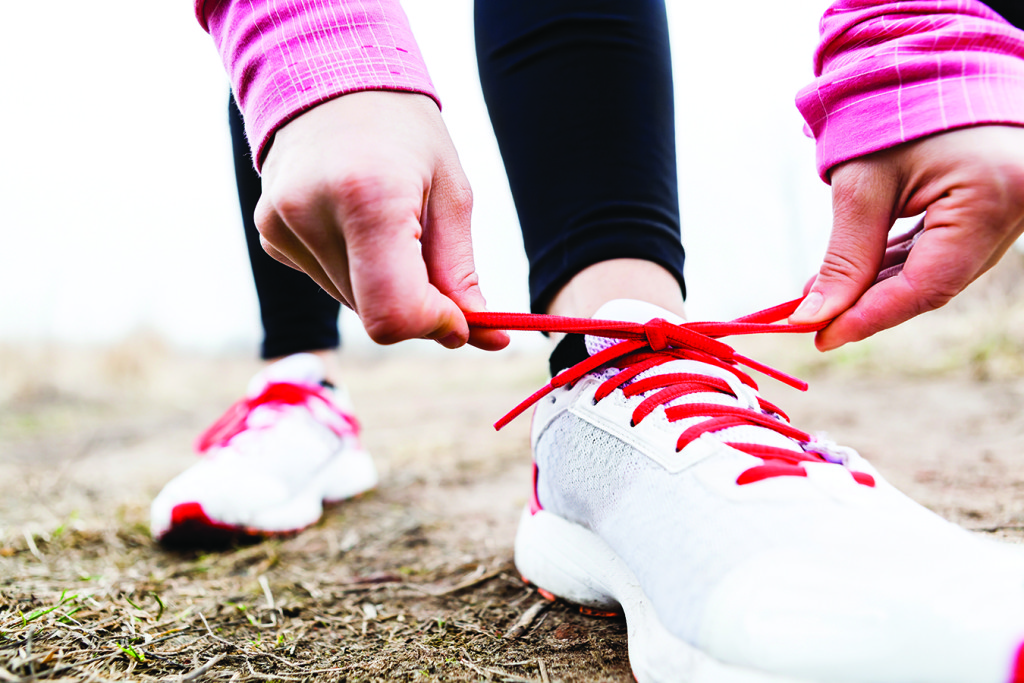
[195,381,359,454]
[467,297,875,488]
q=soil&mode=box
[4,262,1024,681]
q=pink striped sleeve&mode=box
[797,0,1024,181]
[196,0,439,170]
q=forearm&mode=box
[195,0,439,170]
[797,0,1024,181]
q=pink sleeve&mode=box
[196,0,439,170]
[796,0,1024,182]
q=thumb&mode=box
[789,160,898,325]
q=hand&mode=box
[254,91,509,351]
[789,125,1024,350]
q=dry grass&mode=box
[0,348,630,682]
[1,502,628,682]
[4,254,1024,681]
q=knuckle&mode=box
[916,285,957,313]
[818,250,866,284]
[332,173,419,233]
[360,306,422,345]
[832,162,891,202]
[271,192,313,227]
[991,162,1024,210]
[254,207,286,244]
[903,272,958,314]
[446,267,480,299]
[447,178,474,215]
[333,172,387,208]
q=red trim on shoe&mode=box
[736,463,808,485]
[521,574,623,617]
[529,463,544,515]
[537,587,557,602]
[851,471,877,487]
[159,501,309,546]
[170,501,228,530]
[1011,640,1024,683]
[195,381,359,454]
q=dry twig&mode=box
[503,600,550,639]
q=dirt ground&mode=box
[5,257,1024,682]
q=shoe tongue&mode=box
[247,353,327,396]
[585,299,685,356]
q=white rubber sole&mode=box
[154,445,378,542]
[514,507,813,683]
[247,444,379,531]
[321,446,379,503]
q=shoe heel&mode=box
[514,506,622,611]
[320,447,378,503]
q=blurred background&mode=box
[0,0,837,355]
[5,2,1024,634]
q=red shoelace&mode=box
[467,298,875,487]
[195,382,360,454]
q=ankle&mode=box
[265,349,341,385]
[546,259,686,320]
[545,259,685,343]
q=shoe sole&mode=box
[514,506,812,683]
[157,447,378,547]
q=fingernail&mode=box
[792,291,824,321]
[436,332,463,349]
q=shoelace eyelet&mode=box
[466,299,872,487]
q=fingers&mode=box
[258,235,299,271]
[251,91,509,351]
[811,188,1019,350]
[254,197,352,307]
[259,165,497,349]
[421,165,510,351]
[811,221,983,349]
[327,174,470,347]
[871,218,926,284]
[789,160,899,327]
[790,127,1024,349]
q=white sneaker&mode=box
[151,353,377,545]
[477,300,1024,683]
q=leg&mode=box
[982,1,1024,29]
[150,99,377,546]
[475,0,685,319]
[229,95,343,363]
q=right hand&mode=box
[790,125,1024,350]
[255,91,509,351]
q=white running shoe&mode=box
[477,300,1024,683]
[151,353,377,545]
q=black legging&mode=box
[231,96,341,360]
[476,0,683,313]
[233,0,684,358]
[984,0,1023,30]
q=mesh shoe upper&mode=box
[473,299,1024,682]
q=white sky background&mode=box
[0,0,834,355]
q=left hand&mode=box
[789,125,1024,350]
